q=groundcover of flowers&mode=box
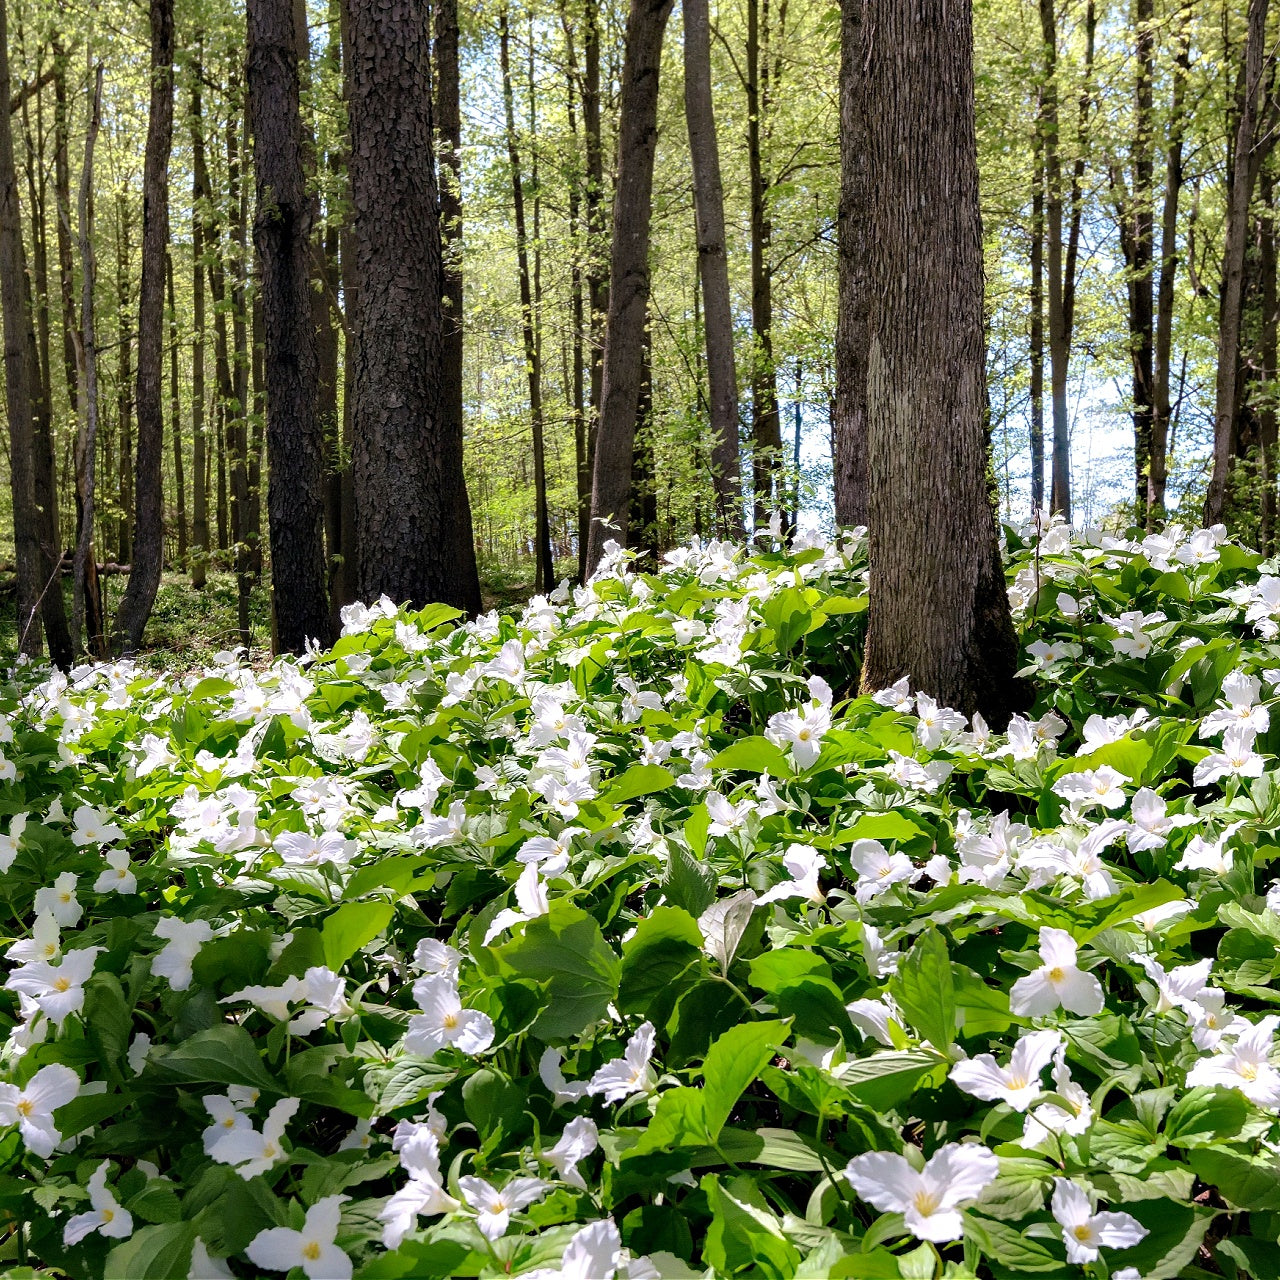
[5,523,1280,1279]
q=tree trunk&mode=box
[857,0,1021,723]
[52,41,78,420]
[190,52,210,588]
[833,0,868,527]
[227,91,252,642]
[115,0,173,654]
[684,0,741,534]
[583,0,608,565]
[1261,167,1278,552]
[247,0,334,652]
[167,250,187,563]
[1129,0,1154,526]
[746,0,780,527]
[116,199,133,564]
[1149,3,1190,528]
[345,0,482,613]
[0,0,44,658]
[1204,0,1270,527]
[1029,93,1046,514]
[585,0,674,570]
[72,64,105,658]
[499,8,554,593]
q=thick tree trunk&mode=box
[0,0,44,658]
[1127,0,1155,526]
[1261,168,1278,552]
[115,0,173,654]
[1204,0,1270,527]
[52,42,77,420]
[684,0,741,534]
[857,0,1021,723]
[585,0,674,571]
[116,203,133,565]
[167,251,186,563]
[190,55,210,588]
[746,0,780,527]
[1149,5,1189,528]
[227,97,252,641]
[344,0,482,613]
[499,9,555,593]
[248,0,334,652]
[72,64,105,658]
[833,0,868,528]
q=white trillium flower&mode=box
[379,1130,460,1248]
[0,813,27,872]
[1022,1045,1093,1146]
[848,839,915,902]
[1194,723,1266,786]
[187,1237,235,1280]
[458,1174,548,1241]
[520,1219,639,1280]
[247,1195,351,1280]
[1051,1178,1147,1264]
[151,917,215,991]
[539,1046,590,1106]
[411,938,462,980]
[404,976,495,1057]
[844,1143,998,1242]
[0,1062,80,1157]
[588,1021,657,1103]
[71,805,125,847]
[949,1029,1061,1111]
[483,861,551,944]
[757,844,825,905]
[209,1096,300,1178]
[201,1093,251,1155]
[1126,787,1197,852]
[543,1115,599,1189]
[6,913,61,966]
[94,848,137,895]
[6,946,104,1028]
[1186,1015,1280,1106]
[33,872,81,927]
[1052,766,1131,813]
[1010,928,1105,1018]
[63,1161,133,1246]
[1130,954,1212,1015]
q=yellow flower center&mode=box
[912,1190,940,1216]
[1048,966,1065,983]
[15,1099,32,1117]
[442,1012,458,1030]
[222,1116,236,1128]
[1239,1062,1259,1081]
[54,977,70,992]
[302,1242,322,1262]
[1073,1225,1092,1242]
[262,1142,278,1159]
[1006,1075,1027,1091]
[102,1208,114,1223]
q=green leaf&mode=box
[702,1173,802,1279]
[104,1222,197,1280]
[664,842,717,917]
[1110,1200,1215,1280]
[1165,1087,1249,1147]
[701,1020,790,1141]
[601,764,676,805]
[967,1216,1062,1272]
[83,972,132,1072]
[152,1024,280,1093]
[710,737,791,775]
[833,813,929,846]
[888,927,956,1051]
[1187,1148,1280,1209]
[840,1051,943,1111]
[494,902,619,1040]
[321,900,395,969]
[762,588,815,656]
[618,905,703,1014]
[366,1057,455,1114]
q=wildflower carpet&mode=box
[0,522,1277,1278]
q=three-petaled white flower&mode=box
[379,1129,460,1248]
[588,1021,657,1103]
[209,1096,300,1178]
[844,1143,998,1242]
[151,917,215,991]
[757,844,825,905]
[247,1194,351,1279]
[1050,1178,1147,1264]
[1010,928,1104,1018]
[542,1116,599,1189]
[404,976,495,1057]
[0,1062,80,1157]
[6,946,104,1028]
[94,848,137,895]
[949,1030,1061,1111]
[63,1161,133,1246]
[1186,1015,1280,1106]
[458,1174,548,1241]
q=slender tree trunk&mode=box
[190,52,210,588]
[116,200,133,564]
[216,401,228,552]
[584,0,607,553]
[247,0,334,652]
[561,40,589,578]
[1130,0,1154,525]
[1149,4,1189,528]
[684,0,741,534]
[345,0,482,612]
[52,41,78,419]
[0,0,44,658]
[167,251,186,563]
[1030,93,1046,514]
[1205,0,1270,526]
[585,0,674,570]
[115,0,173,653]
[226,91,252,641]
[858,0,1021,723]
[1261,167,1278,552]
[746,0,780,526]
[499,8,554,593]
[72,64,105,658]
[833,0,868,527]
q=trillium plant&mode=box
[0,516,1278,1277]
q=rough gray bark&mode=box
[344,0,481,613]
[167,251,186,562]
[72,64,105,658]
[1029,100,1045,514]
[248,0,335,652]
[189,54,209,589]
[585,0,674,571]
[1204,0,1270,526]
[684,0,741,534]
[857,0,1022,724]
[115,0,173,653]
[0,0,42,657]
[833,0,868,528]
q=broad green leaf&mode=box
[1187,1148,1280,1209]
[151,1024,280,1093]
[104,1223,197,1280]
[494,902,619,1039]
[702,1173,802,1279]
[601,764,676,805]
[701,1020,790,1141]
[321,900,395,969]
[889,927,956,1051]
[1165,1087,1249,1147]
[710,737,790,774]
[840,1051,943,1111]
[618,905,703,1014]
